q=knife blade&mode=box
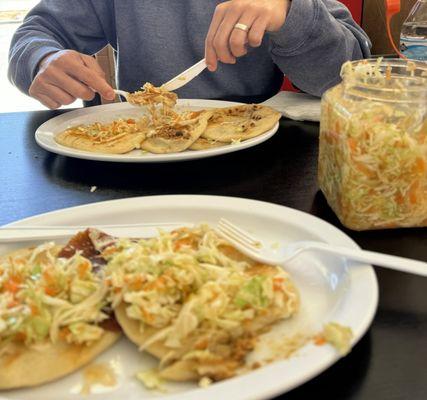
[161,58,207,92]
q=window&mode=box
[0,0,79,113]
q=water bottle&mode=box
[400,0,427,60]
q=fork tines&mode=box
[217,218,262,251]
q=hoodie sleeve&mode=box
[8,0,115,94]
[268,0,371,96]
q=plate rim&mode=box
[0,195,379,400]
[34,100,280,163]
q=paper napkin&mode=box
[262,91,321,122]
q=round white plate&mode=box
[35,100,279,162]
[0,195,378,400]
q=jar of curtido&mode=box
[318,58,427,230]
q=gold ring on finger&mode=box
[234,23,249,32]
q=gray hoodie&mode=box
[8,0,371,100]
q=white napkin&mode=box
[262,91,321,122]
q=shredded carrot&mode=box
[414,158,425,174]
[30,304,39,315]
[140,306,154,323]
[102,247,117,256]
[42,270,54,284]
[409,181,420,204]
[7,299,19,308]
[395,192,404,205]
[59,327,71,340]
[195,338,209,350]
[145,275,168,291]
[44,286,59,296]
[210,291,220,301]
[77,260,91,278]
[173,236,196,251]
[273,277,285,291]
[9,273,23,283]
[129,276,145,291]
[314,335,326,346]
[385,66,392,80]
[354,161,376,178]
[4,279,21,294]
[347,138,357,154]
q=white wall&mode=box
[0,1,80,113]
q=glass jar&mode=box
[318,59,427,230]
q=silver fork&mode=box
[216,218,427,277]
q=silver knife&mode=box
[161,58,207,92]
[0,222,193,243]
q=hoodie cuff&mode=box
[11,43,63,94]
[268,0,319,55]
[28,44,63,80]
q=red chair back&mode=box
[339,0,363,24]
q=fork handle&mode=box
[114,89,130,99]
[308,242,427,277]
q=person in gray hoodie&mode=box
[8,0,371,109]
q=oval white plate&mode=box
[0,195,378,400]
[35,100,279,162]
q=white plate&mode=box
[0,195,378,400]
[35,100,279,162]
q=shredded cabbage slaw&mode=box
[0,224,356,387]
[62,118,147,143]
[319,59,427,230]
[0,243,109,353]
[104,225,299,377]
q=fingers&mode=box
[40,84,76,105]
[81,54,106,78]
[205,0,273,72]
[62,54,114,100]
[205,3,228,71]
[71,65,115,100]
[213,9,243,65]
[37,94,60,110]
[48,67,95,101]
[81,54,115,99]
[29,49,115,109]
[229,12,258,58]
[247,16,269,48]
